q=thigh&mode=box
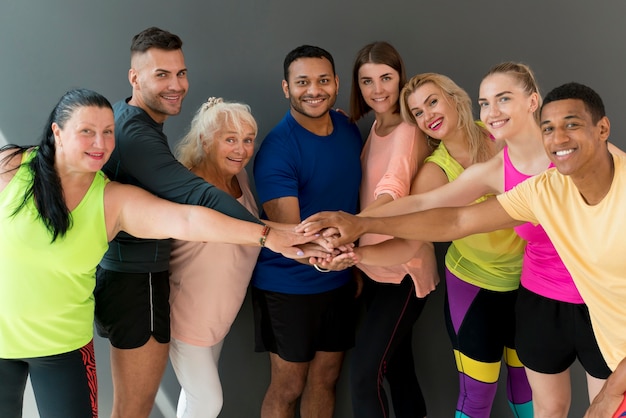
[516,287,576,374]
[574,303,612,379]
[0,358,29,418]
[446,270,516,362]
[253,283,356,362]
[353,276,426,369]
[29,341,97,418]
[95,268,170,349]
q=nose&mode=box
[169,76,186,92]
[372,80,383,94]
[485,102,500,119]
[552,126,569,145]
[93,133,105,148]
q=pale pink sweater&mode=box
[169,172,260,346]
[358,121,438,297]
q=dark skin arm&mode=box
[297,197,523,247]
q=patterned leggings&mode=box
[0,340,97,418]
[444,270,532,418]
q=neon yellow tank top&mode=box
[0,150,109,357]
[425,143,524,291]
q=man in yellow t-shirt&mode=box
[296,82,626,418]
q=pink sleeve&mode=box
[373,123,419,200]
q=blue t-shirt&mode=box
[252,110,362,294]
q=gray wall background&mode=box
[2,0,625,417]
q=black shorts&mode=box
[94,267,170,349]
[515,286,611,378]
[252,281,357,362]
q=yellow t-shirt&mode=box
[0,151,109,358]
[498,154,626,370]
[426,142,524,291]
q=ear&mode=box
[529,92,539,114]
[128,68,138,89]
[51,122,62,146]
[335,74,340,93]
[598,116,611,142]
[281,80,289,99]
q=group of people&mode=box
[1,25,625,418]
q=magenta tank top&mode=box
[504,147,584,303]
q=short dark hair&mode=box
[542,82,605,124]
[349,41,407,122]
[283,45,335,81]
[130,26,183,56]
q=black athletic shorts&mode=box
[515,286,611,378]
[252,281,357,362]
[94,267,170,349]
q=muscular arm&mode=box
[110,111,260,223]
[300,197,523,246]
[365,198,521,242]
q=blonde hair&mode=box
[483,62,542,124]
[176,97,257,169]
[400,73,493,164]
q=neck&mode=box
[128,95,167,124]
[291,109,334,136]
[192,163,240,197]
[504,123,551,175]
[374,110,402,137]
[574,151,614,205]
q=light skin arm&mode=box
[585,357,626,418]
[262,196,331,264]
[104,183,327,259]
[297,197,523,247]
[360,156,501,217]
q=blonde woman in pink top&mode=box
[168,98,260,418]
[345,41,437,418]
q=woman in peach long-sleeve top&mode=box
[345,41,438,418]
[168,98,260,418]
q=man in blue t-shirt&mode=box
[252,45,362,417]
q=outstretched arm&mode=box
[360,157,500,217]
[298,197,522,247]
[105,182,327,260]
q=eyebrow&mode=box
[477,90,513,102]
[422,93,436,105]
[540,114,581,126]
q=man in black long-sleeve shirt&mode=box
[95,27,262,418]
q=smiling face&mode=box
[357,63,400,115]
[540,98,610,178]
[282,57,338,122]
[129,48,189,123]
[478,73,539,141]
[205,121,256,178]
[52,106,116,174]
[407,82,459,140]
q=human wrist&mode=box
[259,225,271,247]
[313,264,331,273]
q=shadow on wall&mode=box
[0,128,7,146]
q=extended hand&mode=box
[296,211,365,247]
[265,227,334,259]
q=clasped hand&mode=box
[296,211,365,271]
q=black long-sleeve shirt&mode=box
[99,99,261,273]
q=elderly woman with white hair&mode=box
[168,97,261,418]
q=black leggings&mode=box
[0,340,97,418]
[350,275,429,418]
